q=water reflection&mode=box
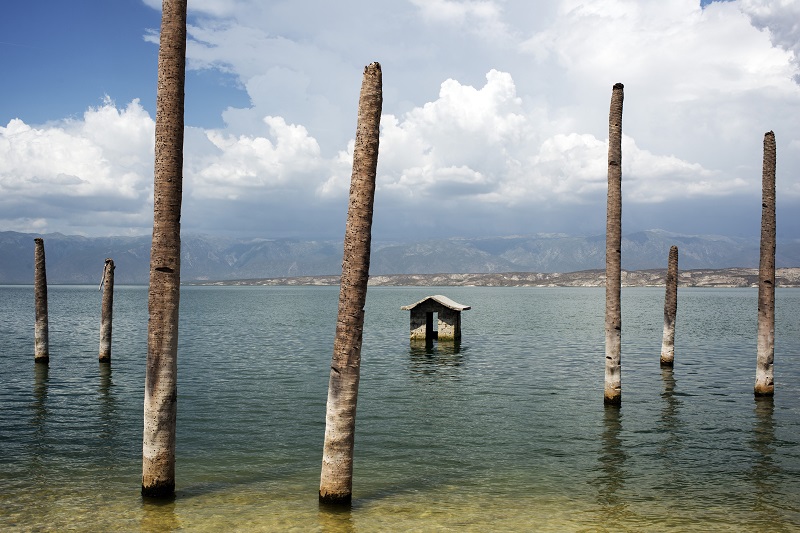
[659,367,683,453]
[409,338,461,355]
[140,497,179,532]
[594,406,631,526]
[749,397,778,524]
[98,363,117,448]
[317,505,355,533]
[31,364,49,463]
[657,367,687,500]
[32,364,49,419]
[408,339,463,377]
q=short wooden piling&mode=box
[33,238,49,364]
[660,246,678,366]
[99,258,115,363]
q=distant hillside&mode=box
[192,268,800,288]
[1,230,799,284]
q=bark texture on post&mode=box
[604,83,624,406]
[99,258,115,363]
[142,0,186,499]
[755,131,776,397]
[660,245,679,367]
[320,62,382,506]
[33,238,49,364]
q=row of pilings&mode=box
[32,237,115,366]
[139,10,783,500]
[25,0,781,504]
[605,84,777,407]
[26,79,780,506]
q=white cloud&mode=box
[319,71,531,203]
[520,0,796,98]
[191,116,324,200]
[3,0,800,238]
[738,0,800,80]
[377,70,738,209]
[0,99,155,234]
[409,0,512,41]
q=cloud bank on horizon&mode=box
[1,0,799,240]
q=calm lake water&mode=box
[0,285,798,532]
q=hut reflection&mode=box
[408,338,463,378]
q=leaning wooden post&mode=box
[660,245,678,367]
[319,62,382,506]
[604,83,624,406]
[99,258,115,363]
[755,131,776,397]
[33,238,49,365]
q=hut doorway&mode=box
[426,312,438,340]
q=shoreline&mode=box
[186,267,800,288]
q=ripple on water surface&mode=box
[0,286,799,531]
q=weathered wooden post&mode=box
[660,245,678,366]
[755,131,776,397]
[604,83,624,406]
[99,258,115,363]
[33,238,49,365]
[320,62,382,506]
[142,0,187,499]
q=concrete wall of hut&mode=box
[438,307,461,341]
[409,310,428,340]
[407,301,462,341]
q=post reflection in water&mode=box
[660,366,679,427]
[317,505,355,533]
[31,364,49,464]
[98,363,117,448]
[594,406,631,526]
[749,397,778,525]
[33,363,49,418]
[659,366,684,490]
[140,498,179,532]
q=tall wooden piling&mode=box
[660,245,678,366]
[142,0,187,499]
[320,62,382,506]
[604,83,624,406]
[33,238,49,364]
[99,258,115,363]
[755,131,776,397]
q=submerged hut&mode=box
[401,295,471,341]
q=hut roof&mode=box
[400,295,471,311]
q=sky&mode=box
[1,0,799,241]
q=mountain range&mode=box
[1,229,799,285]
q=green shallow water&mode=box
[1,285,798,531]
